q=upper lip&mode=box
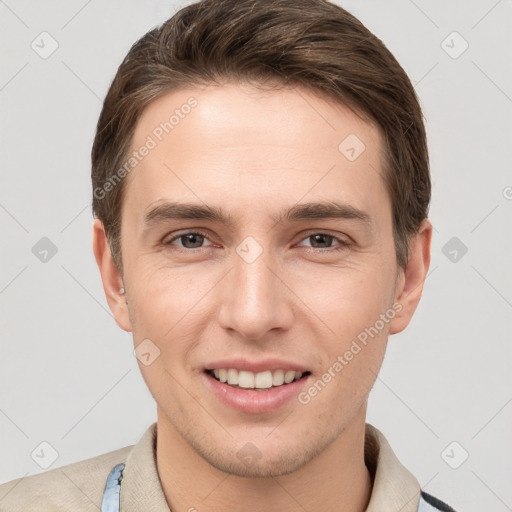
[205,358,310,373]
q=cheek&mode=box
[127,264,213,357]
[297,262,395,343]
[130,262,193,317]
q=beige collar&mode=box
[364,423,421,512]
[120,422,421,512]
[119,422,170,511]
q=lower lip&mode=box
[203,372,310,414]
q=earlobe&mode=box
[92,219,133,332]
[388,219,432,335]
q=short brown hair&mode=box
[91,0,430,275]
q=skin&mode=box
[93,82,431,512]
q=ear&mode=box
[389,219,432,335]
[92,218,132,332]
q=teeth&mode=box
[238,371,255,389]
[284,370,296,384]
[272,369,284,386]
[254,370,273,389]
[210,368,305,389]
[227,369,238,385]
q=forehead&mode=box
[122,82,388,226]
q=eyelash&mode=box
[162,230,350,252]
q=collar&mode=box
[119,422,421,512]
[364,423,421,512]
[119,422,170,511]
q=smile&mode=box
[207,368,309,390]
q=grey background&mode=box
[1,0,511,510]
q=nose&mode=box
[217,243,294,342]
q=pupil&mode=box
[312,234,331,248]
[183,234,203,248]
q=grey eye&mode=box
[178,233,206,248]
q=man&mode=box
[0,0,457,510]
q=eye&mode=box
[297,233,349,251]
[161,231,349,253]
[163,231,213,249]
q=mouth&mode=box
[205,368,311,391]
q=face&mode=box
[94,82,428,478]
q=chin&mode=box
[203,449,311,479]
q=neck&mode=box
[156,405,373,512]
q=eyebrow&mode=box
[142,200,372,231]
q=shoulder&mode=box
[0,444,132,511]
